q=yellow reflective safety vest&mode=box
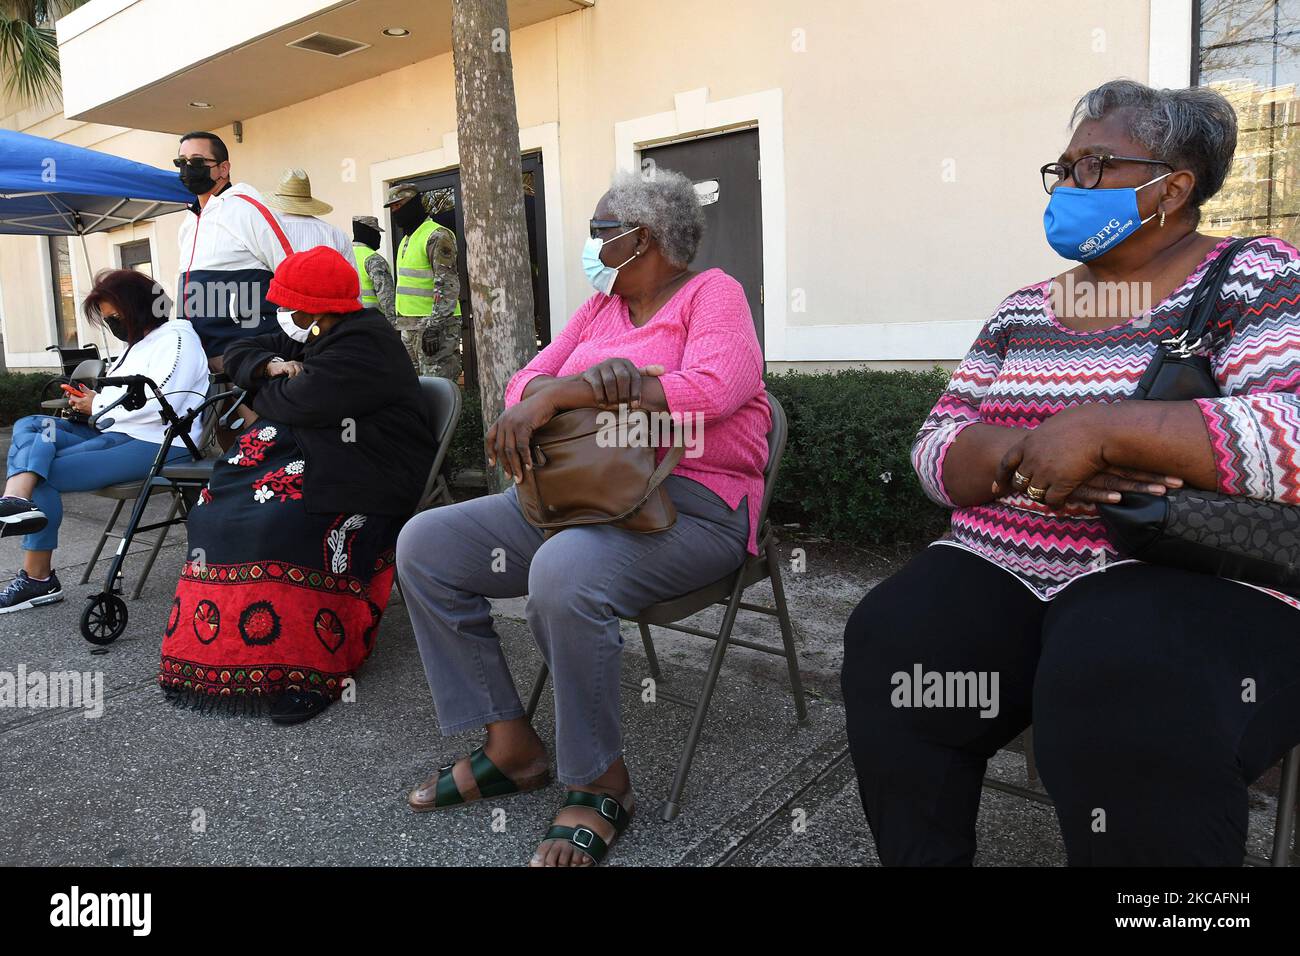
[396,218,461,317]
[353,242,379,309]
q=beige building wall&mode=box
[1,0,1183,370]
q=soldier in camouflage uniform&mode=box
[383,182,463,379]
[351,214,397,319]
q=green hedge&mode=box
[447,367,953,548]
[450,386,484,476]
[765,368,951,547]
[0,372,58,428]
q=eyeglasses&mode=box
[589,218,635,239]
[173,157,219,171]
[1040,153,1175,194]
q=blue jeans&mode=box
[6,416,187,551]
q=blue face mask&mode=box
[582,226,640,295]
[1042,172,1171,261]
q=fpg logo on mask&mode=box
[1078,216,1132,256]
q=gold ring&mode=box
[1026,485,1047,502]
[1012,470,1031,490]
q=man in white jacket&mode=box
[175,132,293,371]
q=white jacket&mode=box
[90,320,209,446]
[177,182,289,283]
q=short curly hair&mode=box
[605,167,704,267]
[1071,79,1238,221]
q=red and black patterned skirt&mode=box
[158,421,402,710]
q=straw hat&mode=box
[265,168,333,216]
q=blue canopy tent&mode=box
[0,128,191,236]
[0,128,192,363]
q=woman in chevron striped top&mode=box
[842,79,1300,866]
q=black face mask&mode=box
[179,164,217,196]
[353,221,382,249]
[392,198,426,232]
[104,316,129,342]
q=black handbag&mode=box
[1096,236,1300,597]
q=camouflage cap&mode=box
[352,214,383,232]
[383,182,420,207]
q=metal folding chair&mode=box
[524,393,807,821]
[984,732,1300,866]
[391,376,463,606]
[413,376,463,513]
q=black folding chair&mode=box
[413,376,463,513]
[984,732,1300,866]
[524,393,806,821]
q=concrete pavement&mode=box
[0,481,1289,866]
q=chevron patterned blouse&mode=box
[913,235,1300,610]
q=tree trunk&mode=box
[452,0,537,492]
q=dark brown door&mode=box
[641,128,764,350]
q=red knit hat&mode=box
[267,246,361,314]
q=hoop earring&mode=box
[1159,209,1166,228]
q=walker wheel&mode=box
[81,593,128,645]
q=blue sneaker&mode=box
[0,570,63,613]
[0,496,47,537]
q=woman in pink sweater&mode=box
[397,169,769,866]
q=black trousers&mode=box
[840,545,1300,865]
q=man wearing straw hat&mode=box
[264,168,352,263]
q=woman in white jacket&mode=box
[0,269,208,613]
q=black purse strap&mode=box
[1132,235,1257,399]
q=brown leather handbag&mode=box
[515,407,684,534]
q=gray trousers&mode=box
[396,476,749,785]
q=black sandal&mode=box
[408,746,550,812]
[534,790,633,865]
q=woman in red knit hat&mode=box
[159,246,437,723]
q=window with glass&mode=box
[118,238,152,277]
[1197,0,1300,244]
[46,236,77,348]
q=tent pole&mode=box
[76,230,112,358]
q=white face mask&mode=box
[277,308,315,343]
[582,226,640,295]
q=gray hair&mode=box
[605,167,705,267]
[1071,79,1238,220]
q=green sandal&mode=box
[536,791,633,865]
[407,747,550,812]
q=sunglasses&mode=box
[173,157,220,171]
[589,219,636,239]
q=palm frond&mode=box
[0,1,90,107]
[0,15,60,105]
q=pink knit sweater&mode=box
[504,268,770,554]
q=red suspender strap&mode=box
[234,193,294,257]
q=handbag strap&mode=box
[1132,235,1255,399]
